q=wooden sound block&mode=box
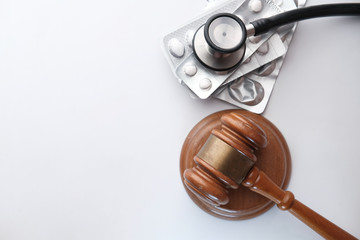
[180,110,291,220]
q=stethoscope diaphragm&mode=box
[193,13,246,72]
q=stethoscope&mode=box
[193,3,360,71]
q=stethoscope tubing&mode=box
[251,3,360,36]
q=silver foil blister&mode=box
[222,32,286,86]
[214,0,306,113]
[163,0,288,99]
[162,0,307,113]
[213,0,301,113]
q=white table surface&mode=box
[0,0,359,239]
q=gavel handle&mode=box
[242,167,357,240]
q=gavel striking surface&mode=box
[180,110,291,220]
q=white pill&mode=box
[168,38,185,58]
[199,78,212,90]
[248,0,263,13]
[184,64,197,77]
[275,0,283,6]
[257,42,269,55]
[243,56,252,64]
[249,35,262,44]
[185,30,195,48]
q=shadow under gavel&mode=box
[183,112,357,240]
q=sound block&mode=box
[180,110,291,220]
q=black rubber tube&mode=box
[251,3,360,36]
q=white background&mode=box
[0,0,359,239]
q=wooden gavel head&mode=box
[180,110,291,219]
[183,112,267,206]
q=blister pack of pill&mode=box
[162,0,307,113]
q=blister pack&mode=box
[162,0,307,113]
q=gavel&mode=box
[181,111,357,240]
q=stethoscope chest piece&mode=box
[193,13,247,72]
